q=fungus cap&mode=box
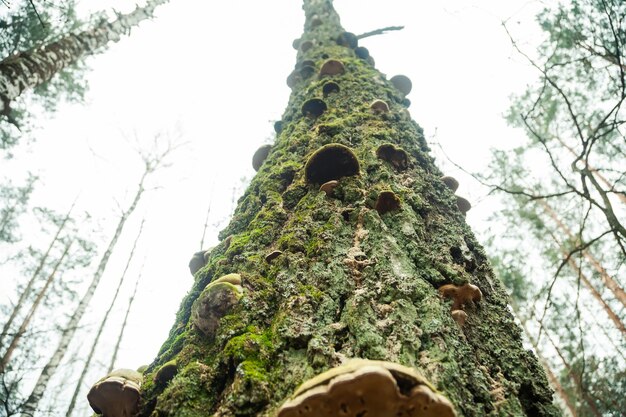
[439,283,482,310]
[370,99,389,114]
[310,15,323,27]
[274,120,283,134]
[191,281,243,336]
[305,144,359,185]
[390,74,413,95]
[354,46,369,59]
[376,144,409,171]
[87,369,143,417]
[292,38,301,50]
[322,82,340,97]
[375,191,401,215]
[319,59,345,76]
[456,196,471,214]
[278,359,455,417]
[252,144,272,171]
[336,31,358,49]
[300,40,313,53]
[189,250,207,276]
[154,360,178,385]
[319,180,339,196]
[451,309,468,326]
[441,176,459,192]
[301,98,328,118]
[402,98,411,108]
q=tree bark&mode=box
[0,0,169,114]
[111,1,561,416]
[65,219,145,417]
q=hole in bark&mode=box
[322,53,329,59]
[450,247,463,264]
[301,99,327,118]
[305,144,360,185]
[322,82,340,97]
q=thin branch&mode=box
[356,25,404,40]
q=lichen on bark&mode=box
[134,1,561,416]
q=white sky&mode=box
[2,0,551,413]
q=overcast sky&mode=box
[2,0,548,413]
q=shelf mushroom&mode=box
[305,143,359,185]
[87,369,143,417]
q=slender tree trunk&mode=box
[108,265,143,373]
[65,219,145,417]
[0,200,74,349]
[128,2,559,416]
[199,181,215,250]
[539,199,626,308]
[20,173,148,417]
[0,0,169,114]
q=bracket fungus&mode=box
[319,59,345,76]
[439,283,482,310]
[189,250,209,276]
[300,40,313,53]
[451,310,468,327]
[191,274,243,337]
[322,82,340,97]
[277,359,455,417]
[310,14,323,27]
[305,144,360,185]
[370,99,390,114]
[375,191,401,215]
[252,144,272,172]
[274,120,283,134]
[440,176,459,192]
[354,46,369,60]
[336,31,358,49]
[87,369,143,417]
[301,98,328,118]
[319,180,339,196]
[456,196,471,214]
[154,360,178,386]
[390,74,413,96]
[376,144,409,171]
[402,98,411,108]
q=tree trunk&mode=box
[0,200,74,350]
[20,173,147,417]
[124,1,560,416]
[539,199,626,308]
[65,219,145,417]
[0,0,169,114]
[0,238,73,373]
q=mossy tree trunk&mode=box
[137,1,561,416]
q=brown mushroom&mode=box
[292,38,301,50]
[278,359,455,417]
[274,120,283,134]
[322,82,340,97]
[451,309,468,326]
[301,98,328,118]
[222,234,233,249]
[376,144,409,171]
[305,144,360,185]
[252,144,272,171]
[189,250,207,276]
[375,191,401,215]
[319,59,345,76]
[440,176,459,192]
[370,99,389,114]
[87,369,143,417]
[265,250,283,263]
[439,283,482,310]
[390,74,412,95]
[286,71,300,88]
[456,196,471,214]
[336,31,358,49]
[319,180,339,196]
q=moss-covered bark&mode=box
[136,1,561,415]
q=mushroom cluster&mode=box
[438,283,482,326]
[278,359,456,417]
[440,175,472,215]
